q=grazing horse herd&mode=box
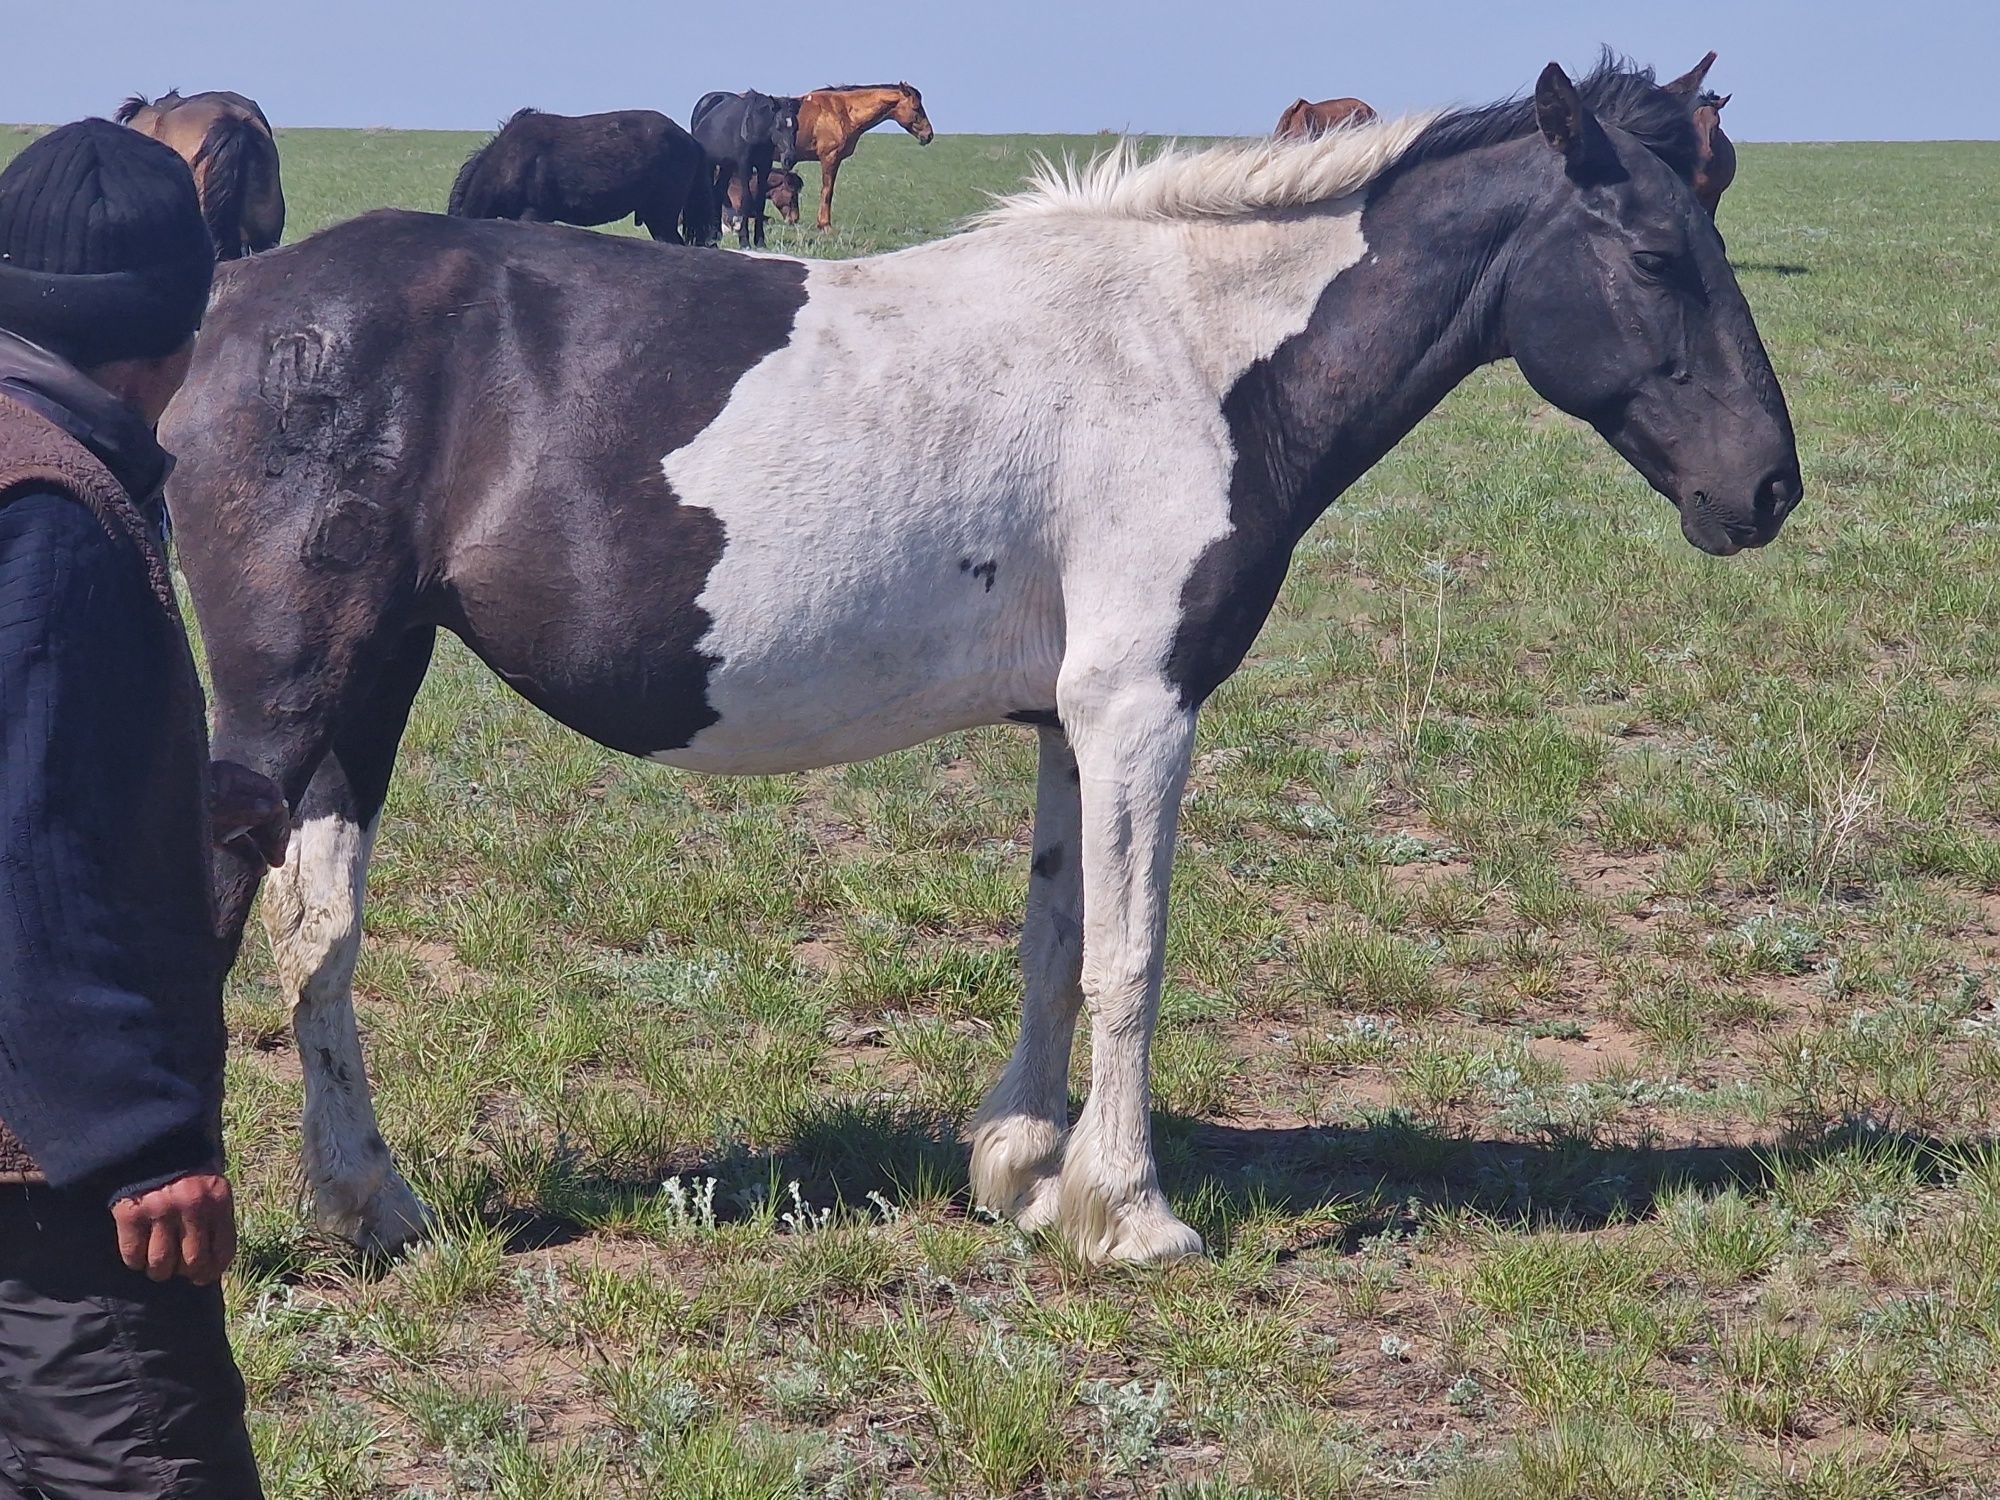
[131,60,1736,270]
[118,53,1788,1265]
[1278,51,1736,216]
[442,84,928,247]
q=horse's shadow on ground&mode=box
[443,1100,1982,1265]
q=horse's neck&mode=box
[1197,146,1528,541]
[842,91,903,132]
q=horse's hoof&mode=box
[318,1169,433,1255]
[1054,1165,1205,1266]
[1103,1210,1205,1265]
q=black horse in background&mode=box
[690,90,801,247]
[447,108,710,244]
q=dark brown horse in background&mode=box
[1275,97,1377,138]
[794,83,933,230]
[116,90,284,258]
[1662,51,1736,216]
[447,108,710,244]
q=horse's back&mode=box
[512,108,677,144]
[481,109,692,215]
[171,210,806,506]
[1279,97,1375,137]
[189,90,273,134]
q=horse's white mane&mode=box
[974,111,1441,226]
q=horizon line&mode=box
[6,121,1996,146]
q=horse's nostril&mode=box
[1758,469,1803,522]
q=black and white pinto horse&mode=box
[688,89,801,247]
[164,59,1799,1264]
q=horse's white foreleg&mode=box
[969,726,1084,1230]
[1053,683,1204,1264]
[262,757,429,1252]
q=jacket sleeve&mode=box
[0,491,218,1202]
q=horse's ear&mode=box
[1713,93,1731,111]
[1663,51,1718,96]
[1534,63,1613,178]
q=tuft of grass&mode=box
[1285,919,1445,1017]
[891,1312,1076,1497]
[1653,1184,1797,1287]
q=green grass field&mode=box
[13,120,2000,1497]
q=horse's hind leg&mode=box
[815,154,839,231]
[638,184,684,245]
[734,158,754,248]
[260,629,436,1251]
[969,727,1084,1229]
[748,170,768,248]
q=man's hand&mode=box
[111,1173,237,1285]
[209,760,289,868]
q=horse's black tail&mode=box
[448,111,533,218]
[190,116,252,260]
[447,141,487,217]
[680,151,719,245]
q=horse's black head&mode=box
[768,95,802,169]
[1500,62,1799,555]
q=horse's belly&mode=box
[653,600,1061,774]
[648,678,1036,774]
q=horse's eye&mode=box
[1633,250,1678,280]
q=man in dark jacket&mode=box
[0,119,289,1498]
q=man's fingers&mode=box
[179,1199,213,1284]
[212,1193,239,1280]
[112,1200,150,1275]
[183,1179,236,1283]
[112,1174,238,1283]
[145,1214,179,1282]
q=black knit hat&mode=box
[0,119,213,368]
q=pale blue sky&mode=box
[9,0,1996,140]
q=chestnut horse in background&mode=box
[1693,91,1737,216]
[794,82,933,230]
[1660,51,1735,216]
[116,90,284,258]
[1275,96,1376,138]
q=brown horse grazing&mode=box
[724,167,803,233]
[115,90,284,258]
[1660,51,1736,217]
[1275,97,1378,138]
[794,83,933,230]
